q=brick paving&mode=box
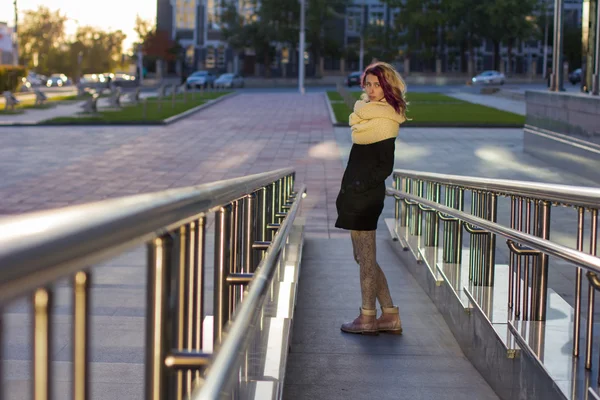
[0,92,345,237]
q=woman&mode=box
[335,61,407,335]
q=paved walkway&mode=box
[0,92,159,125]
[447,91,526,115]
[283,236,499,400]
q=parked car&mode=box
[46,73,72,87]
[186,71,216,89]
[569,68,582,85]
[112,73,138,88]
[21,72,44,91]
[214,73,244,88]
[346,71,362,87]
[471,70,505,85]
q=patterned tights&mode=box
[350,230,394,311]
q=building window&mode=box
[369,11,385,27]
[176,0,196,30]
[207,0,229,30]
[347,10,361,34]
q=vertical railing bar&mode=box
[575,206,585,358]
[531,200,541,318]
[469,190,476,282]
[523,200,532,321]
[508,196,516,312]
[145,235,173,400]
[244,194,255,274]
[417,180,424,237]
[194,216,206,381]
[33,288,52,400]
[174,226,187,400]
[457,188,465,265]
[73,271,90,400]
[516,197,523,318]
[185,221,197,395]
[586,208,598,370]
[486,193,497,286]
[214,205,232,345]
[534,201,551,321]
[231,200,240,316]
[434,183,441,248]
[261,187,267,243]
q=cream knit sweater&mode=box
[349,98,405,145]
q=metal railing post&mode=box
[145,234,173,400]
[33,288,52,400]
[456,188,464,265]
[532,201,551,321]
[508,196,516,312]
[485,193,497,286]
[174,226,188,399]
[214,205,232,345]
[194,216,206,381]
[73,271,90,400]
[244,194,255,274]
[394,176,401,221]
[575,206,585,358]
[587,209,598,369]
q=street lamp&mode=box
[550,0,564,91]
[299,0,306,94]
[359,0,365,72]
[13,0,19,65]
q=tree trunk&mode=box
[493,41,500,71]
[264,52,271,78]
[460,40,467,73]
[467,37,474,76]
[507,39,513,76]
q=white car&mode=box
[214,73,244,89]
[186,71,216,89]
[471,70,505,85]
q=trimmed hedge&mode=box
[0,65,27,92]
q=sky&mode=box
[0,0,156,52]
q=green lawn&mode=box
[326,91,525,125]
[43,92,231,124]
[0,94,79,115]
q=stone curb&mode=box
[323,92,338,125]
[0,92,238,127]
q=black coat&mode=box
[335,137,396,231]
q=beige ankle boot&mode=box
[340,307,378,335]
[377,306,403,334]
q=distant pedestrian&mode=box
[336,61,407,336]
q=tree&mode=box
[134,15,154,44]
[143,30,178,61]
[74,26,127,73]
[383,0,446,71]
[305,0,350,77]
[17,6,68,73]
[481,0,537,73]
[444,0,486,73]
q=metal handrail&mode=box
[393,169,600,208]
[192,184,306,399]
[387,188,600,275]
[0,168,294,306]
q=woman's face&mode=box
[364,73,385,102]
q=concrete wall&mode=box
[524,91,600,184]
[526,90,600,142]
